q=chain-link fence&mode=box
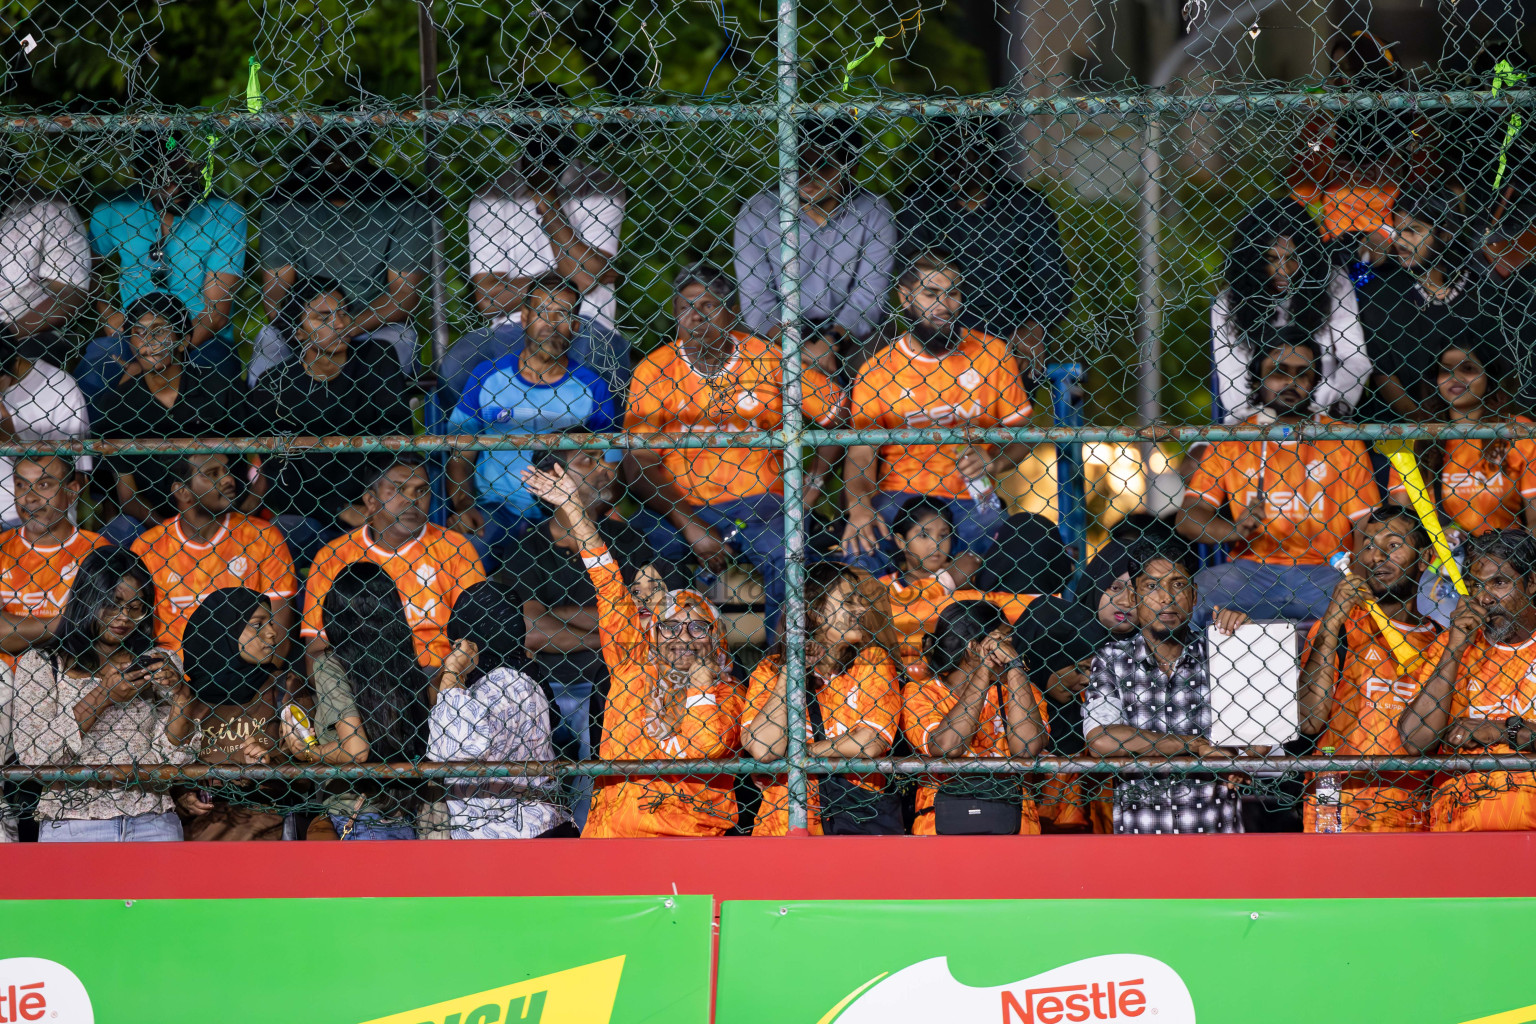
[0,0,1533,841]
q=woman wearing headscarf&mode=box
[524,462,743,838]
[428,580,576,839]
[176,586,289,840]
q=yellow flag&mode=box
[359,955,624,1024]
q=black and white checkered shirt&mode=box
[1084,633,1242,835]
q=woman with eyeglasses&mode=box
[14,547,197,841]
[524,462,743,838]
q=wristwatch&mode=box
[1507,716,1527,750]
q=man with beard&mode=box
[1177,325,1380,622]
[1400,529,1536,831]
[1084,549,1251,833]
[742,562,902,835]
[1298,505,1439,831]
[842,251,1033,574]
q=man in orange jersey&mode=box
[626,263,842,646]
[1178,325,1380,622]
[0,455,106,647]
[1400,530,1536,831]
[1298,504,1440,831]
[525,460,743,838]
[302,454,485,669]
[130,452,296,656]
[842,250,1033,576]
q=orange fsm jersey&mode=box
[1387,425,1536,536]
[578,541,743,838]
[878,572,1039,677]
[1415,634,1536,832]
[1186,414,1380,565]
[0,528,106,621]
[901,675,1050,835]
[301,524,486,669]
[850,330,1032,501]
[1301,607,1440,832]
[131,514,298,655]
[741,648,902,836]
[625,332,842,507]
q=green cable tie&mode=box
[202,132,218,199]
[840,34,887,91]
[246,56,263,114]
[1491,59,1527,191]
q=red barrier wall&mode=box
[4,833,1535,901]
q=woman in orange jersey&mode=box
[901,599,1049,835]
[524,463,743,838]
[742,562,903,835]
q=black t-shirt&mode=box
[1014,596,1113,755]
[92,364,254,518]
[252,340,414,523]
[507,515,655,612]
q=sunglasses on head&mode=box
[656,620,712,639]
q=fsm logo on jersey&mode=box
[821,954,1195,1024]
[0,958,93,1023]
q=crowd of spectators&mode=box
[4,49,1536,842]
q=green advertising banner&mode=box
[0,895,712,1024]
[716,899,1536,1024]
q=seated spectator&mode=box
[131,453,297,656]
[0,325,92,527]
[1176,326,1380,622]
[251,130,429,383]
[733,117,895,378]
[176,587,290,841]
[505,436,654,827]
[90,292,254,545]
[13,547,197,841]
[429,580,577,839]
[1359,190,1504,420]
[0,153,90,365]
[1299,505,1438,833]
[1387,342,1536,536]
[525,461,743,838]
[0,663,12,841]
[302,455,485,670]
[447,275,620,565]
[972,511,1073,597]
[284,561,430,840]
[252,275,413,567]
[898,117,1071,377]
[627,264,841,647]
[1210,198,1369,422]
[743,563,903,835]
[842,251,1032,573]
[0,456,106,648]
[1399,530,1536,831]
[1083,549,1251,834]
[81,131,246,398]
[901,599,1049,835]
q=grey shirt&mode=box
[732,190,896,340]
[260,197,431,308]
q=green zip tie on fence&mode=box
[246,56,263,114]
[202,132,217,198]
[840,34,886,91]
[1492,59,1526,190]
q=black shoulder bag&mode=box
[931,680,1025,835]
[806,685,904,835]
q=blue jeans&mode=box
[840,491,1006,575]
[77,333,239,403]
[635,493,789,646]
[271,514,346,570]
[100,513,153,547]
[39,810,183,842]
[1192,559,1343,623]
[546,670,595,828]
[329,813,417,840]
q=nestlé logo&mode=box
[0,958,92,1024]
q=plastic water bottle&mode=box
[694,521,745,592]
[1314,746,1344,834]
[966,476,1003,517]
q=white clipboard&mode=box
[1206,622,1300,748]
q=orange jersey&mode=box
[301,525,485,669]
[625,332,841,507]
[850,330,1032,500]
[1387,427,1536,536]
[1416,634,1536,832]
[901,675,1049,836]
[1185,415,1380,565]
[879,573,1039,676]
[1301,608,1440,832]
[578,540,742,838]
[131,514,298,656]
[0,528,106,621]
[741,649,902,836]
